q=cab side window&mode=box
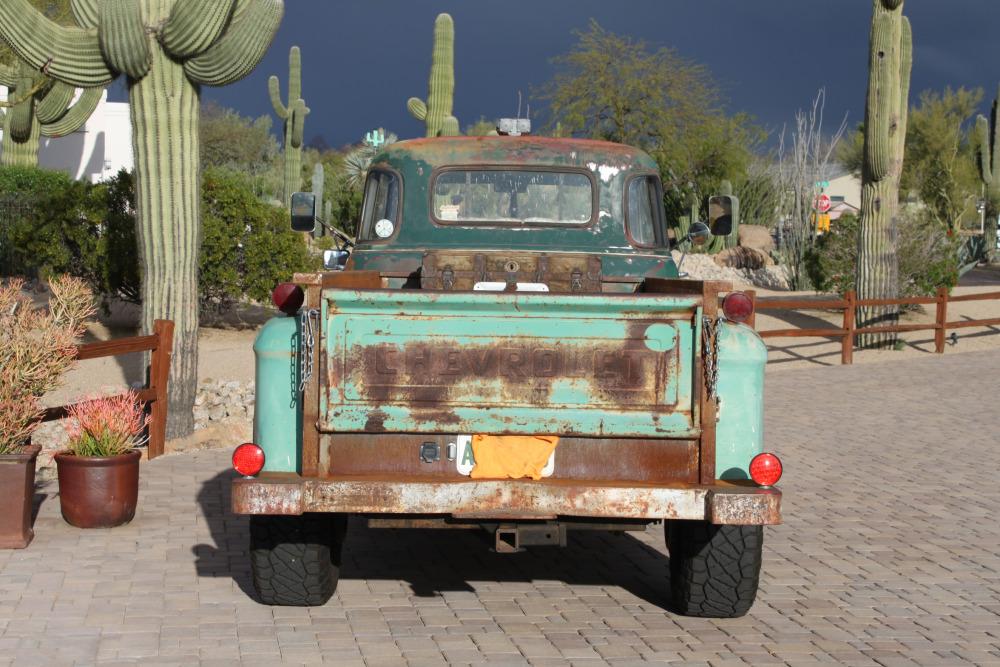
[626,175,665,247]
[359,170,401,241]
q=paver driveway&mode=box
[2,350,999,666]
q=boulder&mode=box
[738,225,775,253]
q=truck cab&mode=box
[232,134,782,618]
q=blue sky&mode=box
[186,0,999,149]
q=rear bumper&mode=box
[231,474,781,525]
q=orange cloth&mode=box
[469,435,559,480]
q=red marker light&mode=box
[749,453,782,487]
[272,283,304,315]
[722,291,754,323]
[233,443,265,477]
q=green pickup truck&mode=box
[231,134,782,618]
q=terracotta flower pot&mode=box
[54,449,141,528]
[0,443,41,549]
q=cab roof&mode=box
[377,135,659,172]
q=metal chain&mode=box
[702,316,720,399]
[298,309,319,393]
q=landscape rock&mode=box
[738,225,775,253]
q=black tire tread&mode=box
[667,520,763,618]
[250,514,346,606]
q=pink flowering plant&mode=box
[0,277,95,455]
[63,391,150,457]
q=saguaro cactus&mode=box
[976,85,999,260]
[269,46,308,208]
[0,63,102,167]
[855,0,912,348]
[407,13,460,137]
[0,0,283,438]
[310,161,330,238]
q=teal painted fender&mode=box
[253,316,301,473]
[715,321,767,480]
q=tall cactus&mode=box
[0,0,283,438]
[310,161,326,238]
[976,85,999,261]
[407,13,460,137]
[0,63,103,167]
[855,0,912,349]
[269,46,308,208]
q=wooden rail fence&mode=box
[743,289,1000,365]
[40,320,174,459]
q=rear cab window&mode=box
[432,169,594,226]
[359,170,401,242]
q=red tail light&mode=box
[749,453,782,487]
[722,291,754,323]
[272,283,304,315]
[233,443,265,477]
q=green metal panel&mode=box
[715,322,768,480]
[253,316,301,473]
[321,289,699,437]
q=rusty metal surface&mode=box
[323,434,698,484]
[231,473,781,525]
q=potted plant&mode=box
[54,392,149,528]
[0,277,94,549]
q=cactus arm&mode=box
[0,65,16,87]
[183,0,284,87]
[441,115,460,137]
[287,46,301,106]
[98,0,151,80]
[268,75,287,118]
[407,97,427,121]
[35,81,76,123]
[160,0,238,59]
[70,0,99,29]
[896,16,912,161]
[0,0,114,87]
[991,87,1000,186]
[863,13,896,181]
[9,96,34,142]
[289,99,307,148]
[977,115,993,185]
[40,86,101,137]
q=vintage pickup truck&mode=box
[230,134,782,618]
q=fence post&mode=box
[842,291,855,365]
[147,320,174,460]
[934,287,948,353]
[745,289,757,329]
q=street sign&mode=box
[814,193,832,213]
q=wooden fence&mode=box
[40,320,174,459]
[744,289,1000,365]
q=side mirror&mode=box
[323,249,350,271]
[708,195,735,237]
[290,192,316,232]
[688,221,712,247]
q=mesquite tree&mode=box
[0,60,103,166]
[0,0,283,437]
[855,0,912,348]
[269,45,307,208]
[976,86,999,261]
[407,13,460,137]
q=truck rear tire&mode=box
[666,520,763,618]
[249,514,347,606]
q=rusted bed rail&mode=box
[40,320,174,459]
[741,288,1000,365]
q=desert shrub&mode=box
[806,212,960,297]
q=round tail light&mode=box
[750,453,782,487]
[722,291,754,323]
[272,283,304,315]
[233,443,265,477]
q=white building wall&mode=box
[0,87,132,183]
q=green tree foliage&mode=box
[806,213,959,298]
[839,87,983,232]
[538,20,763,222]
[0,165,313,313]
[465,116,496,136]
[200,102,280,197]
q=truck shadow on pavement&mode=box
[193,470,674,610]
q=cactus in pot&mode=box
[0,0,284,438]
[855,0,912,348]
[975,85,999,261]
[269,46,308,208]
[407,13,460,137]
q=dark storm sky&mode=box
[195,0,999,148]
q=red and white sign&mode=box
[814,193,832,213]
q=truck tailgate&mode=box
[321,289,701,437]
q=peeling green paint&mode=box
[253,316,301,473]
[715,322,767,480]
